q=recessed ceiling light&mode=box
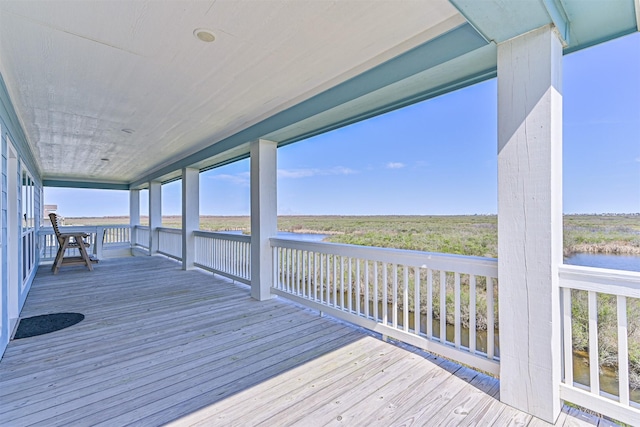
[194,28,215,43]
[121,128,135,134]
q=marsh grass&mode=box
[68,214,640,256]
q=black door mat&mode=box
[13,313,84,339]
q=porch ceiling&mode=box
[0,0,461,185]
[0,1,637,189]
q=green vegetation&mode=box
[564,215,640,256]
[67,214,640,257]
[571,292,640,390]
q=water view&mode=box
[220,230,328,242]
[564,252,640,272]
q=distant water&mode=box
[220,230,640,272]
[219,230,328,242]
[564,253,640,272]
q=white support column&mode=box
[250,139,277,301]
[182,167,199,270]
[497,25,563,424]
[148,181,162,255]
[129,189,140,248]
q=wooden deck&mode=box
[0,256,609,426]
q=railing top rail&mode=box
[39,226,98,235]
[559,264,640,298]
[194,230,251,243]
[40,224,130,234]
[270,237,497,277]
[134,225,150,230]
[157,227,182,234]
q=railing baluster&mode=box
[617,295,629,406]
[373,262,378,321]
[440,270,446,344]
[333,254,337,307]
[313,252,318,301]
[427,269,433,339]
[301,250,306,298]
[282,247,286,289]
[307,251,312,298]
[288,248,294,293]
[469,275,477,355]
[486,276,494,359]
[414,267,420,335]
[356,259,361,315]
[340,256,345,310]
[272,247,278,289]
[290,249,295,294]
[588,290,600,394]
[454,272,461,349]
[320,253,325,303]
[365,261,370,319]
[382,263,388,325]
[403,265,409,332]
[226,240,230,275]
[393,264,398,329]
[348,258,353,312]
[326,253,331,305]
[562,287,573,386]
[297,249,302,295]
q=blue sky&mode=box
[46,32,640,217]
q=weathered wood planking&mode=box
[0,256,610,426]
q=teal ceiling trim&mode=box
[277,67,498,150]
[43,180,129,191]
[543,0,571,44]
[450,0,553,44]
[130,23,488,188]
[564,27,638,54]
[562,0,637,51]
[451,0,636,50]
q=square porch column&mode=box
[181,167,199,270]
[129,189,140,249]
[148,181,162,255]
[497,25,563,423]
[250,139,277,301]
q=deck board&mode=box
[0,256,614,426]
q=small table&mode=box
[52,233,96,274]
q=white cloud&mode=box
[209,167,356,184]
[210,172,250,186]
[278,166,357,179]
[386,162,405,169]
[635,157,640,163]
[278,169,316,179]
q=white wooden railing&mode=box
[40,225,131,261]
[194,231,251,284]
[559,265,640,425]
[103,226,130,246]
[270,238,499,375]
[133,225,150,250]
[157,227,182,260]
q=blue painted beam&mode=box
[277,66,498,150]
[43,180,129,191]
